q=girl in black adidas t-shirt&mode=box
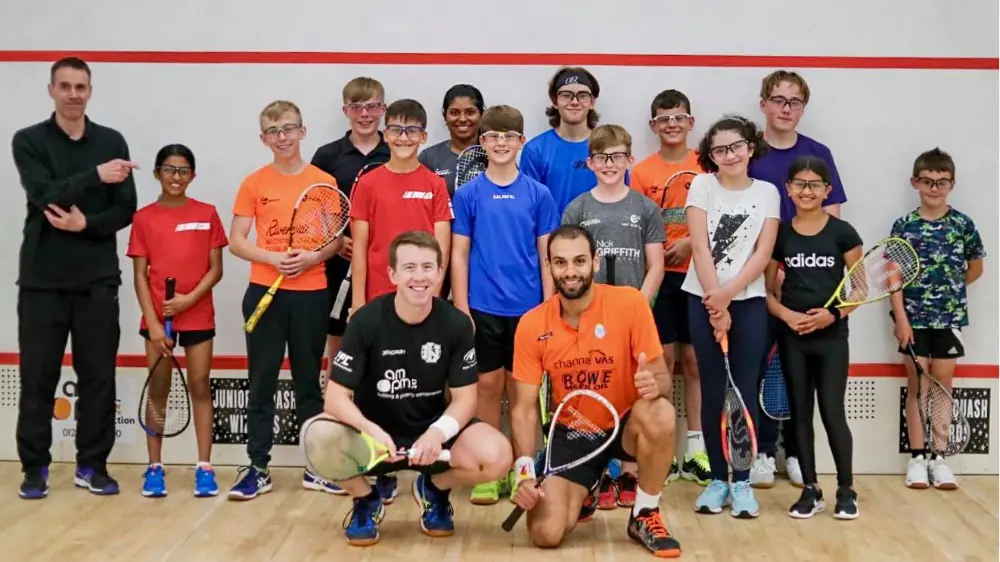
[764,156,863,521]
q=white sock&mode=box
[632,487,661,516]
[687,430,704,454]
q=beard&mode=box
[555,271,594,300]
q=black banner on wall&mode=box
[898,387,991,455]
[211,377,300,445]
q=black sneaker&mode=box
[627,507,682,558]
[19,467,49,499]
[788,485,825,519]
[834,486,859,520]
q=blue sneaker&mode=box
[375,474,398,504]
[19,467,48,499]
[75,467,120,495]
[194,466,219,497]
[730,480,760,519]
[227,466,272,500]
[302,469,346,495]
[142,465,167,498]
[412,473,454,537]
[342,491,385,546]
[695,480,731,514]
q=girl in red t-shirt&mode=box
[127,144,228,498]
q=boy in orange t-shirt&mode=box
[630,89,710,488]
[226,100,346,500]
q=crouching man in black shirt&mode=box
[325,230,513,546]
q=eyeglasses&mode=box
[159,165,192,178]
[481,130,522,143]
[346,102,385,114]
[652,113,692,126]
[914,177,954,190]
[262,123,302,139]
[590,152,630,165]
[767,96,806,110]
[708,139,750,159]
[384,125,425,138]
[787,179,828,192]
[556,91,593,104]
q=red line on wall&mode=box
[0,51,996,70]
[0,352,994,378]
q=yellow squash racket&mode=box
[824,236,921,308]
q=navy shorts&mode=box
[653,272,690,345]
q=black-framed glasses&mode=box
[767,96,806,110]
[589,152,630,165]
[158,165,192,178]
[384,125,425,137]
[262,123,302,139]
[556,90,593,104]
[913,177,954,190]
[652,113,692,126]
[708,139,750,159]
[787,179,828,192]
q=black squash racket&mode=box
[138,277,192,438]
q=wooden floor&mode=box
[0,463,996,561]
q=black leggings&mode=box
[777,329,853,488]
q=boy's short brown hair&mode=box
[259,100,302,127]
[760,70,811,103]
[479,105,525,135]
[385,99,427,128]
[342,77,385,104]
[389,230,442,269]
[589,124,632,154]
[912,147,956,180]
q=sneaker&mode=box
[375,474,399,503]
[627,507,683,558]
[597,471,618,510]
[833,486,859,520]
[905,456,930,489]
[342,490,385,546]
[194,465,219,497]
[142,464,167,498]
[19,467,48,500]
[681,451,711,486]
[302,469,346,495]
[412,473,454,537]
[749,454,776,489]
[928,456,958,490]
[579,485,598,522]
[227,465,272,500]
[74,467,120,495]
[730,480,760,519]
[785,457,804,487]
[788,485,825,519]
[664,458,681,485]
[695,480,731,514]
[470,480,501,505]
[617,472,638,507]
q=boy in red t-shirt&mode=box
[126,143,228,499]
[350,99,453,314]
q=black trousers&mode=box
[16,286,121,474]
[242,283,327,468]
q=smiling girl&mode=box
[682,116,780,519]
[127,144,227,498]
[418,84,485,196]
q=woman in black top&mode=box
[764,156,863,521]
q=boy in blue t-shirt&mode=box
[746,69,849,489]
[451,104,560,505]
[891,147,986,491]
[521,66,628,215]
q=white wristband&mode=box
[429,415,460,441]
[514,456,536,482]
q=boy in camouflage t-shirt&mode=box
[890,148,986,491]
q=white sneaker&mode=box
[785,457,804,488]
[928,457,958,490]
[905,456,929,489]
[749,454,776,489]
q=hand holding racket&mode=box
[245,182,350,332]
[138,277,192,438]
[719,334,757,471]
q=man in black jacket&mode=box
[12,57,138,499]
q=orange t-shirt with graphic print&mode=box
[512,284,664,429]
[630,149,703,273]
[232,163,339,291]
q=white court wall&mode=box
[0,0,997,474]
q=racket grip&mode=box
[502,505,527,532]
[164,277,176,340]
[244,293,274,333]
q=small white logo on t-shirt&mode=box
[402,191,433,200]
[785,253,836,268]
[175,222,210,231]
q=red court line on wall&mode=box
[0,51,996,70]
[0,352,994,378]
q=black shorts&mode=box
[652,272,690,345]
[365,418,481,477]
[900,328,966,359]
[470,309,521,373]
[326,256,352,337]
[545,411,634,491]
[139,328,215,347]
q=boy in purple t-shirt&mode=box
[747,70,849,490]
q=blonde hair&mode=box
[342,77,385,104]
[588,124,632,154]
[259,100,302,126]
[760,70,811,103]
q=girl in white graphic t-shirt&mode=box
[681,116,780,519]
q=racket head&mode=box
[455,145,488,189]
[836,237,920,306]
[719,335,757,470]
[138,353,191,438]
[300,416,385,481]
[287,183,351,251]
[542,389,621,475]
[907,344,971,457]
[660,170,698,225]
[759,345,791,421]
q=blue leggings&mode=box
[687,295,769,482]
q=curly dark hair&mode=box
[696,115,768,173]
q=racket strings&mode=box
[455,146,488,188]
[562,405,608,441]
[294,196,350,249]
[722,388,755,469]
[303,420,376,480]
[661,172,697,225]
[139,365,189,436]
[921,381,969,456]
[841,241,919,303]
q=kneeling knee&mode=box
[528,520,567,549]
[634,397,677,442]
[480,439,513,481]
